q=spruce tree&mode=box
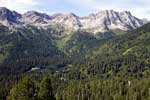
[38,77,55,100]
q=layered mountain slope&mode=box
[0,25,62,63]
[0,7,150,77]
[0,7,148,34]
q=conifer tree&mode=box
[38,77,55,100]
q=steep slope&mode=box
[86,23,150,77]
[53,23,150,80]
[63,31,112,56]
[0,7,22,26]
[0,25,68,79]
[92,23,150,57]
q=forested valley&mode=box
[0,22,150,100]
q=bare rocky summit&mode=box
[0,7,148,34]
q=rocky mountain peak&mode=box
[22,11,52,25]
[0,8,148,34]
[120,11,131,15]
[23,11,51,19]
[52,13,79,20]
[0,7,21,26]
[52,13,81,30]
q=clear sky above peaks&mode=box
[0,0,149,19]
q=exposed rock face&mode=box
[22,11,52,25]
[51,13,81,31]
[0,7,148,34]
[79,10,147,33]
[0,7,22,26]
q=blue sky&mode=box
[0,0,150,19]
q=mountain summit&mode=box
[0,7,148,33]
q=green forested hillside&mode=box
[53,23,150,80]
[0,23,150,99]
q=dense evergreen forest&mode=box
[0,23,150,100]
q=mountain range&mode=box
[1,7,150,99]
[0,7,149,65]
[0,7,148,34]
